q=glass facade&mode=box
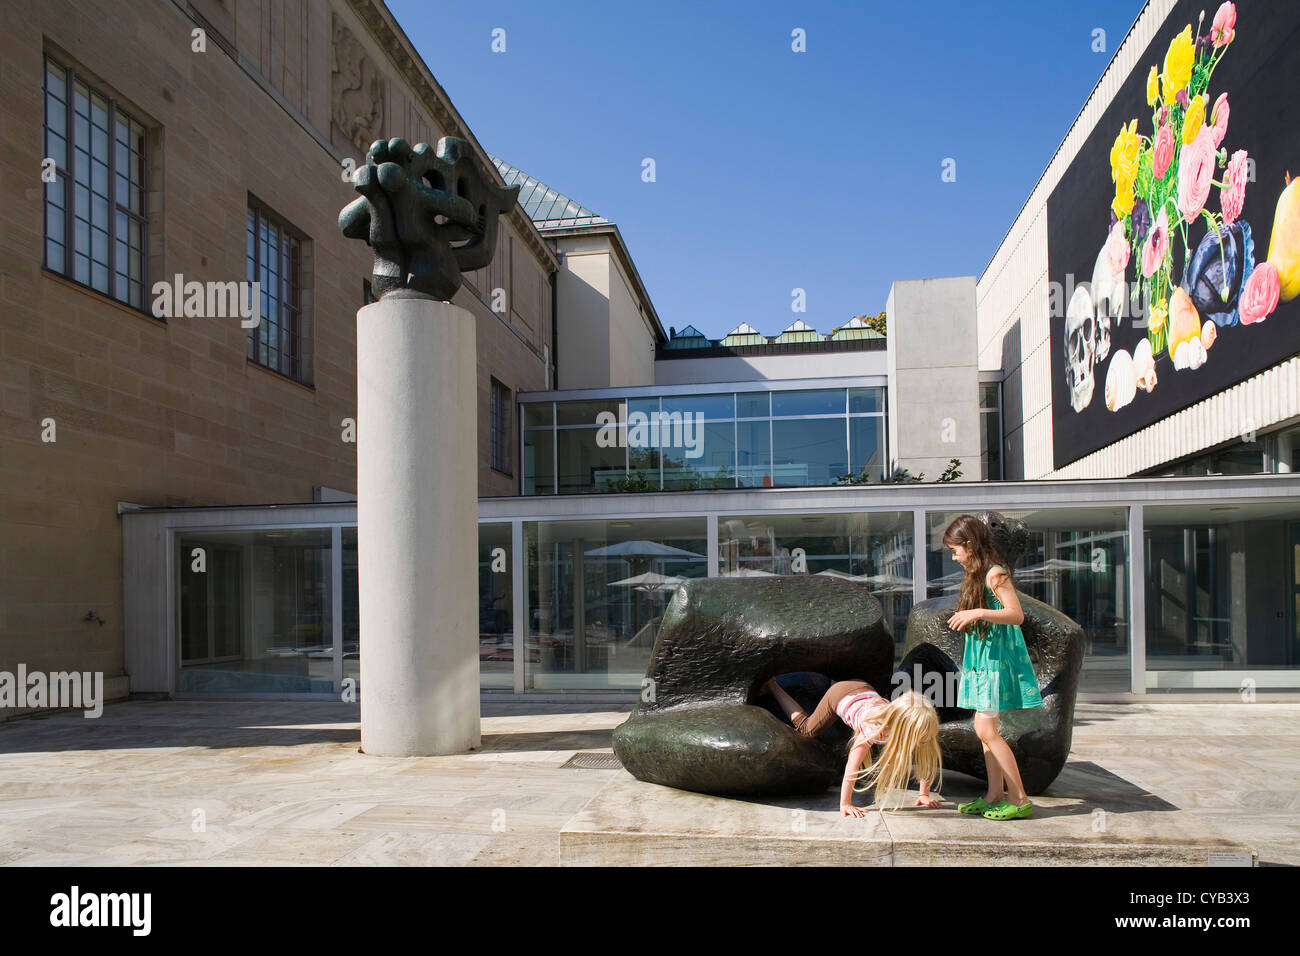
[719,511,913,647]
[926,509,1130,693]
[979,383,1002,481]
[521,385,888,493]
[342,526,359,691]
[1144,501,1300,690]
[479,523,513,690]
[154,483,1300,699]
[178,529,334,694]
[524,516,708,691]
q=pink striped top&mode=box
[836,688,891,745]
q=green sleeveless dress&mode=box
[956,568,1044,712]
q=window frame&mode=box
[42,52,150,313]
[246,197,311,386]
[490,377,513,476]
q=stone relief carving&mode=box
[332,15,384,154]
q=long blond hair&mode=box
[848,690,942,810]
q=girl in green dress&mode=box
[941,515,1043,821]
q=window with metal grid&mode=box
[43,53,148,310]
[491,378,512,474]
[246,200,308,384]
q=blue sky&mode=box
[387,0,1147,339]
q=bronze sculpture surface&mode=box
[339,136,518,300]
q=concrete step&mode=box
[559,766,1258,866]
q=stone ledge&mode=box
[559,768,1258,866]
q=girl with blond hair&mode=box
[764,678,943,815]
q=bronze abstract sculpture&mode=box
[614,512,1084,798]
[339,136,519,300]
[612,575,895,796]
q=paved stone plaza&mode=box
[0,700,1295,866]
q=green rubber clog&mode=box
[982,799,1033,820]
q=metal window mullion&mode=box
[253,206,262,355]
[516,406,524,493]
[1128,504,1146,694]
[732,392,738,489]
[331,525,343,694]
[882,387,889,479]
[913,508,927,606]
[844,387,851,479]
[106,98,116,297]
[139,119,149,304]
[512,520,525,693]
[551,402,557,494]
[63,64,75,281]
[293,238,299,379]
[768,399,774,488]
[657,396,663,490]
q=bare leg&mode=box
[976,713,1028,804]
[974,713,1007,804]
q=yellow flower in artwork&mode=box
[1163,25,1194,96]
[1147,65,1159,106]
[1149,299,1168,333]
[1182,94,1205,144]
[1110,120,1141,184]
[1112,172,1135,219]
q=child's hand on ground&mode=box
[841,803,866,818]
[914,794,943,808]
[947,609,984,631]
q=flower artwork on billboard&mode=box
[1047,1,1300,469]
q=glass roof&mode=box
[491,156,609,226]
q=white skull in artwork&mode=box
[1064,283,1096,412]
[1090,245,1125,364]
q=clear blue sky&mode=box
[387,0,1147,339]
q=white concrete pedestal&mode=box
[357,294,480,756]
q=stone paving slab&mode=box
[0,699,1295,866]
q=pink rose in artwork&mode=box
[1239,262,1280,325]
[1209,92,1229,147]
[1220,149,1249,223]
[1105,220,1130,276]
[1178,127,1217,223]
[1211,2,1236,47]
[1142,206,1169,278]
[1152,123,1175,179]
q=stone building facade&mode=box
[0,0,557,705]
